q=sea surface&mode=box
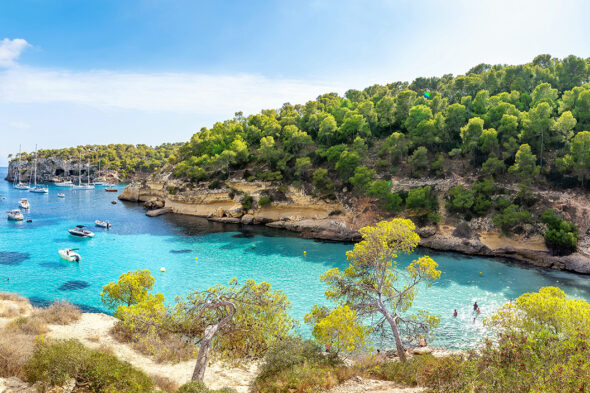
[1,167,589,349]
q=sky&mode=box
[1,0,589,165]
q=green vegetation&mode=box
[13,143,181,178]
[317,219,440,361]
[542,209,579,255]
[25,339,154,393]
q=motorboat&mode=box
[14,183,29,190]
[29,145,49,194]
[59,248,81,262]
[55,180,73,187]
[57,193,66,198]
[18,198,30,209]
[68,225,95,238]
[105,186,117,192]
[7,209,24,221]
[95,220,112,228]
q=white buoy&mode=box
[160,267,166,272]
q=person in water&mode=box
[473,301,478,310]
[453,309,458,317]
[476,306,481,315]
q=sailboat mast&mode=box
[78,153,82,186]
[33,145,38,188]
[17,144,21,185]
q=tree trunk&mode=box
[191,324,218,382]
[382,310,406,361]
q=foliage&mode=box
[304,304,371,353]
[312,168,334,195]
[240,194,253,210]
[258,196,272,208]
[493,204,530,234]
[349,166,376,193]
[321,219,440,361]
[406,185,437,214]
[177,381,237,393]
[101,269,159,313]
[24,339,154,392]
[542,209,579,255]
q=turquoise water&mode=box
[1,167,589,349]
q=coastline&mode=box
[118,179,590,275]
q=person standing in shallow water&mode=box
[473,301,478,311]
[453,309,458,317]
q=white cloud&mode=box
[0,67,345,116]
[0,38,29,68]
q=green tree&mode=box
[408,146,429,176]
[569,131,590,186]
[493,204,530,234]
[509,144,539,183]
[460,117,484,162]
[101,270,157,311]
[320,219,440,361]
[335,150,361,181]
[349,166,376,193]
[304,305,370,353]
[312,168,334,195]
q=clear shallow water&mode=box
[1,167,589,349]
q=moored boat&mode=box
[105,186,117,192]
[57,193,66,198]
[55,180,73,187]
[29,145,49,194]
[59,248,81,262]
[7,209,24,221]
[95,220,112,228]
[18,198,30,209]
[68,225,95,238]
[14,145,30,190]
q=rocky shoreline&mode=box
[118,176,590,275]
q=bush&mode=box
[312,168,334,195]
[256,170,283,181]
[447,185,474,213]
[258,196,272,208]
[33,301,81,325]
[406,186,437,213]
[366,181,403,212]
[493,204,530,234]
[240,194,253,210]
[178,381,237,393]
[370,354,447,386]
[25,339,154,392]
[6,316,48,336]
[0,329,34,378]
[541,209,578,255]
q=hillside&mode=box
[10,54,590,272]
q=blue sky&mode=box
[1,0,589,164]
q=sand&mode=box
[479,232,549,252]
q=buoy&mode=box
[479,272,482,275]
[160,267,166,272]
[251,244,256,249]
[194,257,198,261]
[303,251,307,255]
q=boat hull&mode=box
[59,250,81,262]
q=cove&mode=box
[1,167,589,350]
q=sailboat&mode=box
[72,153,94,190]
[14,145,30,190]
[29,145,49,194]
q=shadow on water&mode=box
[57,280,90,291]
[0,251,30,266]
[169,249,193,254]
[39,261,68,270]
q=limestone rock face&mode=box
[143,198,165,210]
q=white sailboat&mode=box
[72,153,95,190]
[14,145,30,190]
[18,198,30,209]
[55,180,73,187]
[29,145,49,194]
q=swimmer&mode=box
[453,309,458,317]
[473,301,478,311]
[476,307,481,315]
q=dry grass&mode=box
[0,292,32,318]
[111,323,197,363]
[33,301,81,325]
[0,329,35,378]
[151,374,179,393]
[5,316,49,335]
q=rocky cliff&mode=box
[119,168,590,274]
[6,158,133,184]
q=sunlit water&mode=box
[1,167,589,349]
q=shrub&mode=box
[25,339,154,392]
[447,185,474,214]
[406,185,437,213]
[541,209,578,255]
[34,301,81,325]
[6,316,48,336]
[256,170,283,181]
[366,181,403,212]
[312,168,334,195]
[258,196,272,208]
[0,330,34,378]
[349,166,376,193]
[493,204,530,234]
[240,194,253,210]
[427,212,442,224]
[208,179,224,189]
[177,381,237,393]
[370,354,447,386]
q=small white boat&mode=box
[72,184,95,190]
[57,193,66,198]
[18,198,30,209]
[55,180,73,187]
[14,183,29,190]
[7,209,24,221]
[68,225,95,238]
[59,248,81,262]
[95,220,111,229]
[30,186,49,193]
